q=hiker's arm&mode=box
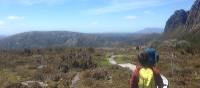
[130,70,138,88]
[157,74,164,88]
[153,68,164,88]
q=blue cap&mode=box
[144,48,157,65]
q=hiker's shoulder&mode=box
[152,67,161,74]
[136,64,142,70]
[132,65,142,73]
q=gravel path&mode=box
[70,73,80,88]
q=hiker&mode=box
[130,48,164,88]
[136,46,140,51]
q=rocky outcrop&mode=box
[5,81,48,88]
[185,0,200,32]
[164,0,200,36]
[164,10,188,33]
[21,81,48,88]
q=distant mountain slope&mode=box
[136,28,163,34]
[0,35,6,39]
[0,31,161,49]
[164,0,200,37]
[0,31,81,49]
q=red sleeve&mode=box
[153,67,164,88]
[130,66,140,88]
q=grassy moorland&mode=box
[0,47,199,88]
[0,48,98,88]
[0,48,132,88]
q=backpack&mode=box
[138,67,156,88]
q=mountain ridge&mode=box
[0,35,6,39]
[0,31,161,49]
[136,28,163,34]
[164,0,200,37]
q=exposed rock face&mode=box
[164,0,200,36]
[5,81,47,88]
[164,10,188,33]
[185,0,200,32]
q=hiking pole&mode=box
[170,50,175,88]
[171,52,174,76]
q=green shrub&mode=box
[81,68,110,80]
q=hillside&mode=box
[0,35,5,39]
[136,28,163,34]
[164,0,200,38]
[0,31,161,49]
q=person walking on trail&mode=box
[136,46,140,51]
[130,48,164,88]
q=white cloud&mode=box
[7,16,24,20]
[20,0,64,5]
[89,0,159,14]
[0,0,65,5]
[89,0,183,15]
[125,16,137,20]
[91,21,98,25]
[0,20,4,25]
[144,10,155,15]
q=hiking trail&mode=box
[108,55,168,88]
[70,73,80,88]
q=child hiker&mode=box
[130,48,164,88]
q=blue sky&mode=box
[0,0,195,35]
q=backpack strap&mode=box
[152,67,164,88]
[130,65,141,88]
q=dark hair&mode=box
[138,51,158,67]
[138,52,149,67]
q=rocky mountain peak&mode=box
[185,0,200,32]
[164,9,188,33]
[164,0,200,36]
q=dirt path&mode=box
[70,73,80,88]
[108,55,168,88]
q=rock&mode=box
[5,81,48,88]
[21,81,48,88]
[37,65,47,69]
[5,83,28,88]
[185,0,200,32]
[164,9,188,33]
[164,0,200,37]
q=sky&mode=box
[0,0,195,35]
